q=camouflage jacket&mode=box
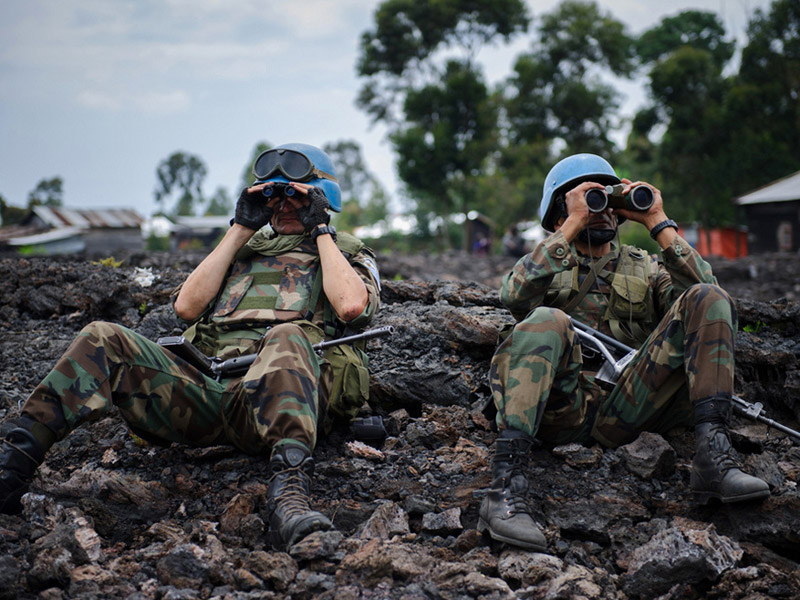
[500,230,717,345]
[178,232,381,359]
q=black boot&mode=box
[265,445,332,550]
[691,396,770,504]
[478,428,546,551]
[0,416,52,514]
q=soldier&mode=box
[479,153,769,552]
[0,143,381,550]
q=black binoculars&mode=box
[261,182,296,199]
[584,184,654,213]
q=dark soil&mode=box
[1,249,799,599]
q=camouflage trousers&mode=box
[490,284,737,448]
[20,321,332,456]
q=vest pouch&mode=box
[608,274,650,319]
[321,343,370,430]
[211,275,254,318]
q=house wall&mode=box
[743,200,800,253]
[82,228,144,255]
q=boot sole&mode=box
[693,488,770,505]
[477,517,547,552]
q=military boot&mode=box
[265,445,333,550]
[478,428,546,551]
[691,396,770,504]
[0,416,53,514]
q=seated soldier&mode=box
[479,153,769,552]
[0,143,381,551]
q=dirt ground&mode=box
[0,248,799,599]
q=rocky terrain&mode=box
[1,248,799,600]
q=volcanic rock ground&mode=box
[1,248,800,599]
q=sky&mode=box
[0,0,775,219]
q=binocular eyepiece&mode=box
[584,184,654,213]
[261,182,296,199]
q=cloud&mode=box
[77,89,191,114]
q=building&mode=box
[0,206,144,255]
[735,170,800,253]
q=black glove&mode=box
[232,187,274,231]
[297,187,331,232]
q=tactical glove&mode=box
[297,187,331,232]
[232,187,274,231]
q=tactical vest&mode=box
[186,233,374,427]
[545,245,656,348]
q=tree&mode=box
[499,1,635,227]
[630,10,734,227]
[27,177,64,208]
[153,152,207,217]
[357,0,529,125]
[205,187,233,216]
[724,0,800,195]
[323,140,389,231]
[357,0,529,238]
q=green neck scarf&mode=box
[236,228,308,259]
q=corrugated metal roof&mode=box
[736,170,800,205]
[31,206,145,228]
[7,227,85,245]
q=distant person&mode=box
[0,143,381,551]
[501,225,527,258]
[471,231,490,255]
[479,153,769,552]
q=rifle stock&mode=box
[158,326,394,380]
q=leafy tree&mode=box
[499,1,634,227]
[154,152,207,217]
[724,0,800,195]
[630,10,734,227]
[357,0,528,238]
[27,177,64,208]
[324,140,390,231]
[357,0,529,124]
[205,187,233,216]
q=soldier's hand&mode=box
[296,187,331,232]
[233,187,274,231]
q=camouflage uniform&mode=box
[490,230,733,448]
[20,233,380,457]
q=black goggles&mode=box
[252,148,338,183]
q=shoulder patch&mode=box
[361,255,381,291]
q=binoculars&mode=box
[584,184,654,213]
[261,182,296,199]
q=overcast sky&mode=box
[0,0,773,219]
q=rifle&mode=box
[158,326,394,381]
[569,317,800,443]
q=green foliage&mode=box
[153,152,208,217]
[742,321,766,333]
[92,256,125,268]
[145,233,171,251]
[138,302,149,316]
[27,177,64,208]
[357,0,530,123]
[205,187,233,216]
[0,195,28,226]
[635,10,734,67]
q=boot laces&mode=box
[709,428,742,473]
[272,467,313,518]
[0,437,40,466]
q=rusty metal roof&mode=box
[32,206,145,228]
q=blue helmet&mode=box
[539,153,621,231]
[252,142,342,212]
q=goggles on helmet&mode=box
[253,148,338,183]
